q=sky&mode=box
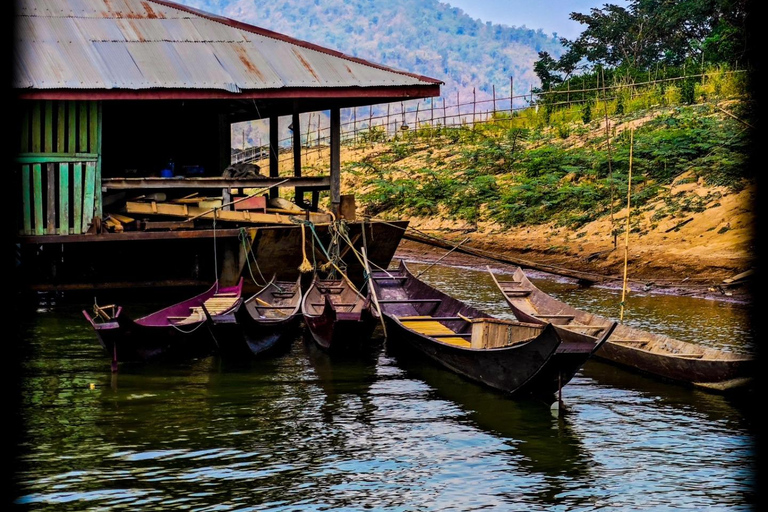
[441,0,629,40]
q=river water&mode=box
[11,261,758,511]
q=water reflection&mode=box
[13,269,756,511]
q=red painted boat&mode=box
[301,273,377,351]
[82,278,243,366]
[370,260,563,399]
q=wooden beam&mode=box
[269,115,279,200]
[57,102,65,152]
[125,201,333,225]
[19,228,258,244]
[101,176,331,190]
[95,101,103,220]
[292,108,302,204]
[15,153,99,164]
[330,107,341,217]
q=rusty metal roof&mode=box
[13,0,442,96]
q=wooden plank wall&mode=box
[18,100,101,235]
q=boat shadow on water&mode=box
[382,339,594,480]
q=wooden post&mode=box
[443,97,446,127]
[456,91,460,126]
[492,84,496,116]
[472,87,476,127]
[269,116,279,199]
[386,103,391,139]
[94,101,102,222]
[292,107,302,205]
[430,100,436,127]
[510,76,514,114]
[330,107,341,218]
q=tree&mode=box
[533,0,750,83]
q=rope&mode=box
[169,318,208,334]
[299,223,313,273]
[238,228,271,288]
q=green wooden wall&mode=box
[17,100,102,235]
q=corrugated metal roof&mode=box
[13,0,443,94]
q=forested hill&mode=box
[178,0,565,100]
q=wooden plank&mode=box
[125,201,333,225]
[32,102,41,153]
[22,165,31,235]
[79,101,88,153]
[82,161,96,232]
[73,163,82,234]
[102,176,330,190]
[59,163,69,235]
[57,102,65,152]
[15,153,100,164]
[33,164,44,235]
[46,163,56,234]
[68,101,75,153]
[44,101,53,153]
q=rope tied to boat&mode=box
[299,223,313,273]
[238,228,272,288]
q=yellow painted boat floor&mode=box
[400,316,470,347]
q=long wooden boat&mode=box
[301,273,377,351]
[370,260,564,399]
[82,278,243,366]
[205,276,302,358]
[489,267,755,392]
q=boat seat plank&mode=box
[534,314,575,319]
[401,317,471,347]
[501,289,531,297]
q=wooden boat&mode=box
[301,273,377,351]
[82,278,243,366]
[370,260,565,398]
[489,266,756,392]
[205,276,303,358]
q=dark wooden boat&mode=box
[489,266,756,392]
[82,279,243,366]
[301,273,377,351]
[205,276,302,358]
[370,260,564,398]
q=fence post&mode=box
[472,87,476,127]
[456,91,460,127]
[492,84,496,116]
[510,76,514,115]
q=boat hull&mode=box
[490,267,755,392]
[384,316,561,395]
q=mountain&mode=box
[178,0,564,114]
